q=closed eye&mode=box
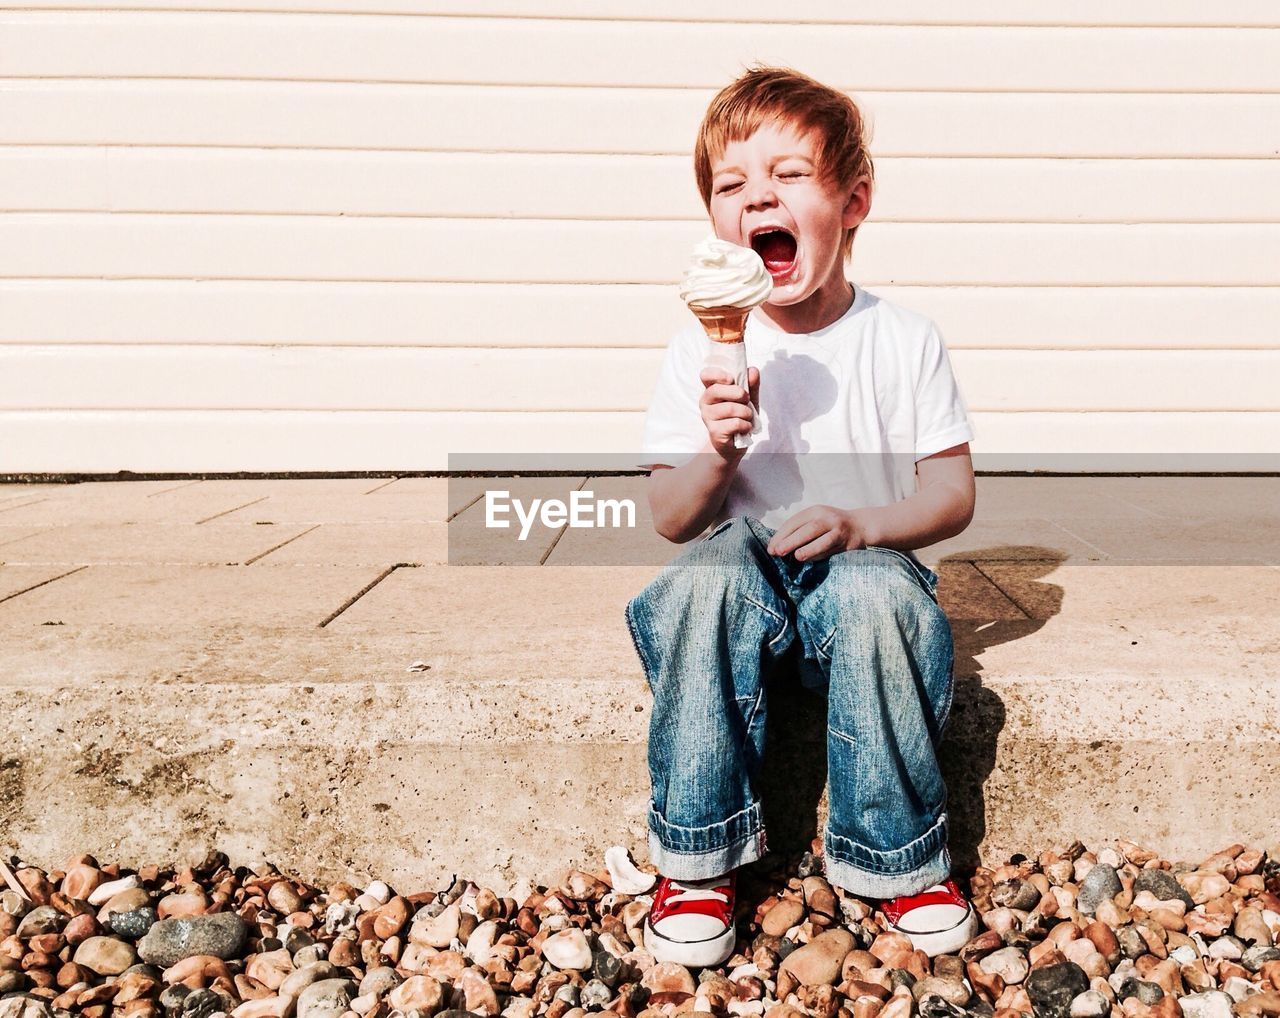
[715,181,743,194]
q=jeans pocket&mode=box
[703,517,736,542]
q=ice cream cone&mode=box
[690,304,751,344]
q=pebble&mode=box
[1026,961,1091,1018]
[387,974,443,1013]
[358,966,401,998]
[1077,865,1123,916]
[110,905,159,940]
[1069,990,1112,1018]
[88,875,142,907]
[410,902,460,948]
[280,961,341,999]
[0,840,1273,1018]
[1178,991,1234,1018]
[267,882,304,917]
[780,929,854,986]
[295,979,356,1018]
[1134,871,1196,911]
[73,934,139,975]
[762,899,806,937]
[0,999,53,1018]
[542,928,593,970]
[1243,946,1280,972]
[604,846,657,895]
[137,913,250,967]
[15,905,63,938]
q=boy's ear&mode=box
[841,175,872,230]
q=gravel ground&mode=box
[2,840,1278,1018]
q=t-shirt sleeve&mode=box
[914,321,976,461]
[637,325,711,470]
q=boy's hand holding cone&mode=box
[679,236,772,451]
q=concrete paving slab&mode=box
[368,477,458,520]
[918,518,1106,566]
[971,476,1162,521]
[0,484,73,502]
[251,522,447,566]
[543,475,684,566]
[979,562,1280,621]
[1099,475,1280,520]
[214,477,587,530]
[0,483,277,526]
[449,476,594,564]
[0,523,315,566]
[0,563,389,629]
[183,479,384,495]
[1050,515,1280,565]
[327,563,657,681]
[0,494,57,518]
[0,526,48,551]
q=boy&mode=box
[624,67,979,968]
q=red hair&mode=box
[693,65,875,261]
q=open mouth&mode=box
[750,228,798,280]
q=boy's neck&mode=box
[757,278,856,334]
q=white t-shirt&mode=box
[639,285,975,532]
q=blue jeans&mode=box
[623,515,954,898]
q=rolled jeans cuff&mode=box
[647,800,768,881]
[823,810,951,898]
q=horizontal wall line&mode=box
[6,8,1280,28]
[4,406,1275,414]
[6,277,1280,288]
[3,342,1279,352]
[8,209,1280,225]
[7,76,1280,96]
[5,145,1280,162]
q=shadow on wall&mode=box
[755,546,1066,879]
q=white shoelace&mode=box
[665,877,730,905]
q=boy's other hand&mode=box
[767,505,869,562]
[698,365,760,459]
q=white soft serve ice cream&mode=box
[679,236,773,310]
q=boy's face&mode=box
[707,121,868,312]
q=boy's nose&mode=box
[744,180,778,210]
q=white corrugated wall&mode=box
[2,1,1278,471]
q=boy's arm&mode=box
[766,443,975,560]
[646,450,737,543]
[857,443,975,550]
[646,366,760,543]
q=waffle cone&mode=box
[690,304,751,344]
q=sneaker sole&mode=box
[890,907,980,958]
[643,918,736,968]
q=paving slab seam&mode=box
[317,562,417,628]
[243,523,321,565]
[968,560,1034,619]
[1045,517,1114,559]
[145,479,204,497]
[0,497,49,516]
[537,475,591,565]
[195,496,268,525]
[0,565,87,606]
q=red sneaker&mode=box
[643,871,737,968]
[878,878,979,957]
